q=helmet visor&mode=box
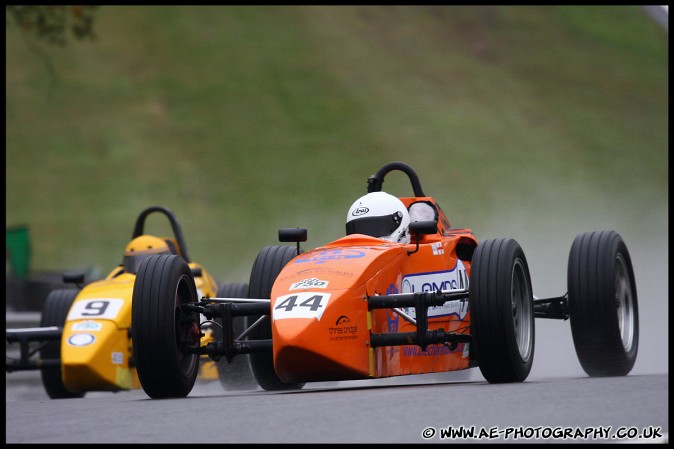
[346,212,402,239]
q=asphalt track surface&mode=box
[5,370,668,444]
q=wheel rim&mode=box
[615,253,635,352]
[174,274,199,375]
[511,259,533,361]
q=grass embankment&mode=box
[6,6,667,283]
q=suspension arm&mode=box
[368,290,470,351]
[533,294,569,320]
[6,327,62,372]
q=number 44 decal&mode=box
[272,292,331,321]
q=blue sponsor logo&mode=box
[386,283,399,359]
[294,249,366,265]
[67,333,95,347]
[401,261,469,294]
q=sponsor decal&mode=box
[294,249,366,265]
[289,278,329,290]
[272,292,331,321]
[328,315,359,341]
[402,298,469,320]
[112,352,124,365]
[402,261,469,294]
[401,344,460,357]
[351,206,369,216]
[401,261,469,319]
[277,267,354,282]
[386,309,399,334]
[67,298,124,321]
[67,333,95,347]
[309,268,354,278]
[71,320,103,332]
[386,309,400,359]
[385,283,400,359]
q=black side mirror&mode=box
[279,228,308,242]
[279,228,308,255]
[63,272,86,289]
[63,272,85,285]
[409,220,438,236]
[408,220,438,255]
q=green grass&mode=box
[5,6,668,284]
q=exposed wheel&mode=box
[214,282,258,390]
[132,255,200,398]
[568,230,638,377]
[248,245,306,391]
[470,238,535,383]
[39,289,86,399]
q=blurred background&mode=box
[5,6,667,378]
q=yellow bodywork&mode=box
[60,262,219,392]
[198,327,220,381]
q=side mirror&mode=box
[63,272,85,285]
[279,228,307,256]
[63,272,86,290]
[279,228,308,242]
[409,220,438,236]
[407,221,438,256]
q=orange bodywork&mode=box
[270,197,478,382]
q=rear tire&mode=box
[132,255,200,398]
[40,289,86,399]
[248,245,306,391]
[470,238,535,383]
[214,282,258,390]
[568,231,638,376]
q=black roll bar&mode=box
[131,206,191,262]
[367,161,426,197]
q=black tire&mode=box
[568,231,638,377]
[214,282,258,390]
[248,245,306,391]
[39,289,86,399]
[469,238,535,383]
[132,255,200,398]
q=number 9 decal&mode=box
[67,298,124,321]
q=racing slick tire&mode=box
[132,255,200,398]
[469,238,535,383]
[214,282,258,390]
[39,289,86,399]
[568,230,638,377]
[248,245,306,391]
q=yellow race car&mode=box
[6,206,253,398]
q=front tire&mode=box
[132,255,200,398]
[248,245,306,391]
[568,231,638,377]
[470,238,535,383]
[40,289,86,399]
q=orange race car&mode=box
[130,162,639,399]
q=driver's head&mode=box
[346,192,411,244]
[123,235,173,274]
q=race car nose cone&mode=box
[271,314,369,382]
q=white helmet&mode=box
[346,192,410,244]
